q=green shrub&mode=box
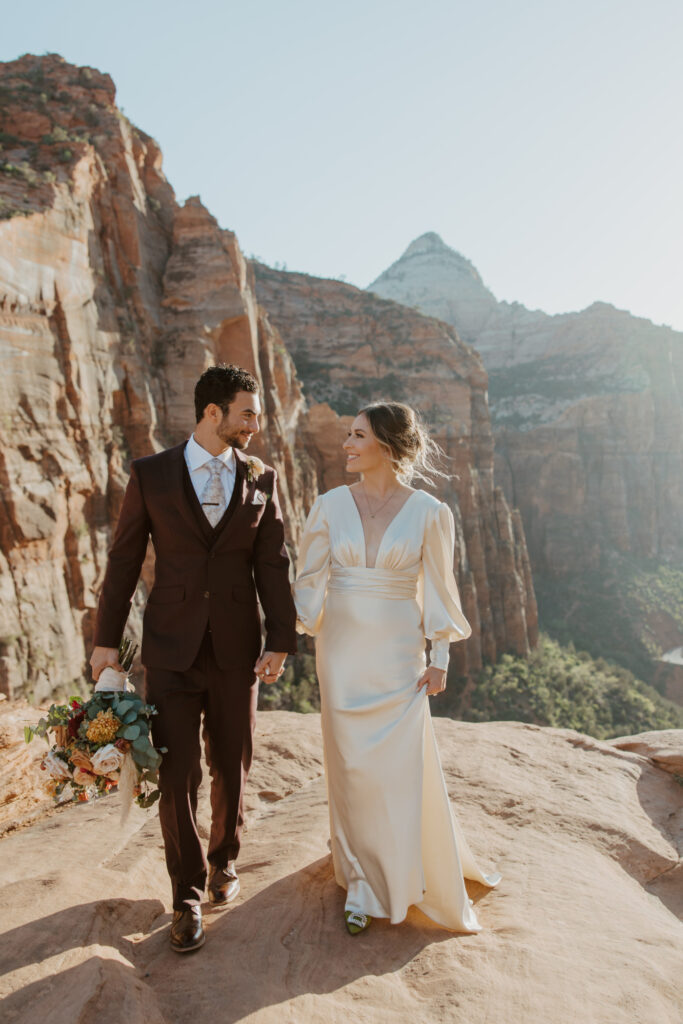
[439,633,683,739]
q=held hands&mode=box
[417,666,447,696]
[90,646,124,682]
[254,651,287,684]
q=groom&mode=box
[90,364,298,953]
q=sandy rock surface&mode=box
[0,710,681,1024]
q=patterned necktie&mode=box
[200,458,227,527]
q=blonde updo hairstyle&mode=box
[358,402,448,485]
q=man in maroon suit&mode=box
[90,364,298,953]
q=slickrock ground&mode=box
[1,705,681,1024]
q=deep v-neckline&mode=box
[345,485,420,569]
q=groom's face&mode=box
[216,390,262,449]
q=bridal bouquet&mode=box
[24,639,164,812]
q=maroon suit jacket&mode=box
[94,442,298,671]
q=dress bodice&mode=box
[327,486,427,573]
[294,485,471,670]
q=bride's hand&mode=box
[417,666,447,696]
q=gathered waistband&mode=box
[328,567,418,600]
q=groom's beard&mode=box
[217,422,254,450]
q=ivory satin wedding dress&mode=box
[294,485,500,932]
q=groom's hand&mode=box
[254,651,287,685]
[90,646,123,682]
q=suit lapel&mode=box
[213,449,249,540]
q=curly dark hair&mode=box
[194,364,259,423]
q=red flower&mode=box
[70,699,82,709]
[67,709,86,738]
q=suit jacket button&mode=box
[204,591,210,599]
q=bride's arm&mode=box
[293,495,331,637]
[419,501,472,680]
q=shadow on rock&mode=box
[132,855,482,1024]
[0,897,166,978]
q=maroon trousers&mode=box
[145,630,258,911]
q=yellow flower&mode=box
[85,708,121,745]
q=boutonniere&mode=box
[246,456,265,483]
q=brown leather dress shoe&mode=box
[170,906,205,953]
[208,862,240,905]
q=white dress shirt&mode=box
[184,434,237,507]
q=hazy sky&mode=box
[3,0,682,329]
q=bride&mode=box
[294,401,500,935]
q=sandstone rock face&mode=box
[254,263,538,674]
[0,55,313,699]
[0,707,681,1023]
[370,234,683,682]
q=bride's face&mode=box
[342,413,388,474]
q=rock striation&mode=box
[254,263,538,675]
[0,704,681,1023]
[370,233,683,683]
[0,55,313,699]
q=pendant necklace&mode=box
[362,483,398,520]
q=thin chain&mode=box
[361,483,399,520]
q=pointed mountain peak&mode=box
[368,233,498,344]
[402,232,451,257]
[388,233,486,289]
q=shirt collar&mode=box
[185,434,236,473]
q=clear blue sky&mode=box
[3,0,682,329]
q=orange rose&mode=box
[70,750,94,772]
[72,767,97,787]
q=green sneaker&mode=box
[345,910,371,935]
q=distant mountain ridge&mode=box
[370,234,683,691]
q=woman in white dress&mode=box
[294,402,500,935]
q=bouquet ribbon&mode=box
[95,667,131,693]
